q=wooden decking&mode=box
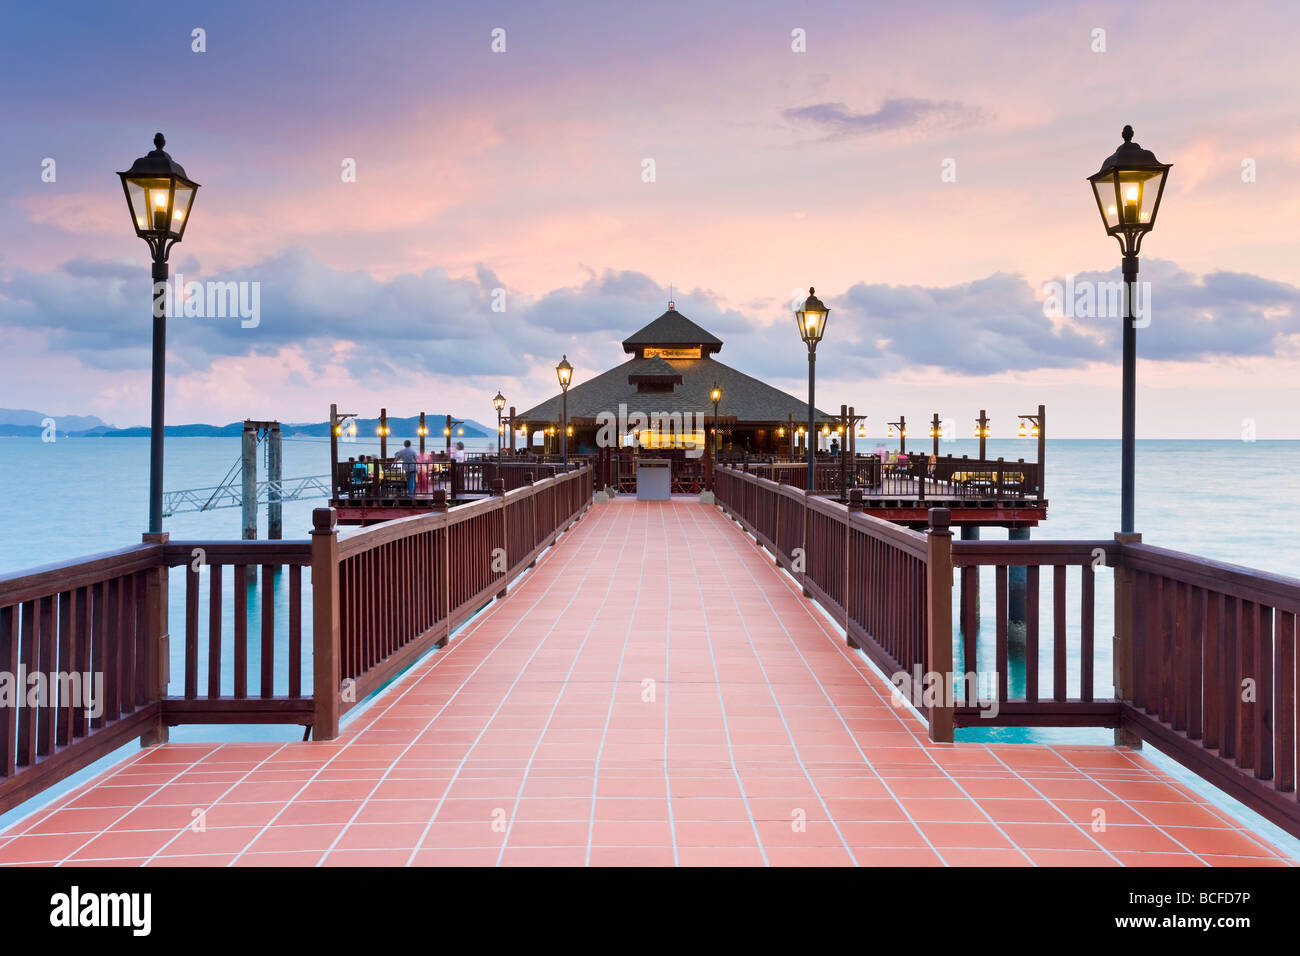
[0,499,1290,866]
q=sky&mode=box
[2,0,1299,438]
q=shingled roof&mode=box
[515,354,833,425]
[621,307,723,354]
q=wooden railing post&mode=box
[494,480,507,599]
[1113,532,1143,748]
[801,489,812,596]
[926,508,955,742]
[140,532,169,747]
[311,508,341,741]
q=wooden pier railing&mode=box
[0,465,592,815]
[331,458,579,503]
[741,454,1042,501]
[714,465,1299,838]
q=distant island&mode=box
[0,407,491,440]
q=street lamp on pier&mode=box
[1088,126,1171,534]
[795,288,829,491]
[118,133,199,535]
[975,410,991,459]
[1018,404,1047,499]
[929,413,943,457]
[888,416,907,455]
[556,356,573,468]
[492,391,506,461]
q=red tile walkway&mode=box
[1,499,1293,866]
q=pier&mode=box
[0,472,1296,865]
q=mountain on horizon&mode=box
[0,408,112,431]
[0,414,493,440]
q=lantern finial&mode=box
[1121,125,1133,143]
[154,132,166,150]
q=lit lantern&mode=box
[118,133,199,250]
[1088,126,1170,243]
[795,287,829,347]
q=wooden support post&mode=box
[1008,526,1029,644]
[310,508,341,741]
[1037,403,1046,500]
[1113,532,1143,748]
[509,406,516,453]
[241,423,257,542]
[242,423,258,582]
[801,489,812,596]
[926,508,955,743]
[268,423,282,540]
[140,532,169,747]
[329,402,339,498]
[960,525,980,635]
[494,479,508,598]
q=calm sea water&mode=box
[1,436,1298,849]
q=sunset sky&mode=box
[3,0,1299,437]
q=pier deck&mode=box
[0,499,1289,866]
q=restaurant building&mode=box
[512,303,835,457]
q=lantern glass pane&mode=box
[125,180,148,231]
[1092,174,1121,230]
[170,183,194,238]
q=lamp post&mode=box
[444,415,464,456]
[795,287,829,491]
[1018,404,1047,499]
[329,404,358,495]
[1088,126,1171,534]
[556,355,573,468]
[377,408,389,459]
[118,133,199,534]
[975,410,990,460]
[888,416,907,455]
[492,391,506,462]
[710,383,722,459]
[929,413,943,457]
[417,412,428,454]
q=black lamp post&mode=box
[795,288,829,491]
[929,413,942,457]
[556,355,573,467]
[492,391,506,462]
[1088,126,1171,534]
[118,133,199,534]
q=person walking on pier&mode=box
[394,439,419,495]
